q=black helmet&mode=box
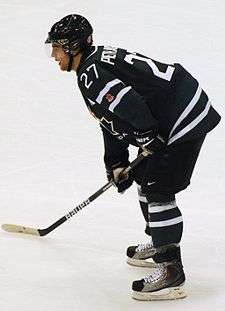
[45,14,93,54]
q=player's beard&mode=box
[58,56,70,71]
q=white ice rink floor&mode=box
[1,1,225,310]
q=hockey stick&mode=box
[2,149,150,237]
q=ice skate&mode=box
[126,240,157,268]
[132,260,186,301]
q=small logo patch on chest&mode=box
[105,93,114,102]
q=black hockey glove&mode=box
[134,129,165,153]
[106,164,133,194]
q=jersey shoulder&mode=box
[78,45,127,73]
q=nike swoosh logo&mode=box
[147,181,156,185]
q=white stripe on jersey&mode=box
[108,86,132,112]
[88,98,96,106]
[96,79,121,104]
[168,100,211,145]
[169,84,202,139]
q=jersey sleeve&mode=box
[78,61,158,131]
[101,125,129,169]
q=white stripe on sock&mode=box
[150,216,183,228]
[149,201,177,213]
[139,195,148,203]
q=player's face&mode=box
[51,44,69,71]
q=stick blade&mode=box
[1,224,40,236]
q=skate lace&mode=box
[144,264,166,284]
[136,241,153,252]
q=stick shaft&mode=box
[2,150,151,236]
[39,150,151,235]
[38,181,113,236]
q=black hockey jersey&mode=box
[76,45,220,164]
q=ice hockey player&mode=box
[45,14,221,300]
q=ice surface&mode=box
[0,1,224,310]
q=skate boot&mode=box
[126,240,157,268]
[132,260,186,301]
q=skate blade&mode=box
[132,286,187,301]
[127,257,157,268]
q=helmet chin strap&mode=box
[67,53,74,72]
[66,50,81,72]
